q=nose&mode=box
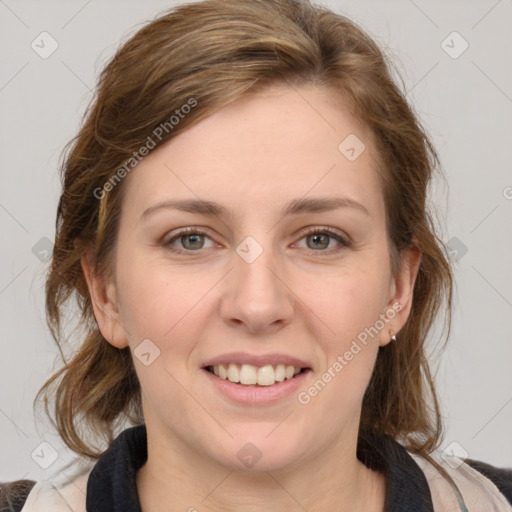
[220,244,295,335]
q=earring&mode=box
[390,330,397,341]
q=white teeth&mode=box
[257,365,275,386]
[209,363,304,386]
[275,364,286,382]
[285,365,295,379]
[239,364,258,385]
[227,363,240,383]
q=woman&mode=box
[1,0,510,510]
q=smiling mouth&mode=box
[205,363,310,386]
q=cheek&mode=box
[115,260,210,409]
[301,275,384,422]
[115,252,206,346]
[296,260,389,405]
[301,259,391,341]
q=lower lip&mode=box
[201,368,311,405]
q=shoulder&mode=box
[409,451,512,511]
[464,458,512,505]
[1,467,91,512]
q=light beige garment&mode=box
[410,453,512,512]
[21,468,90,512]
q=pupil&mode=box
[309,233,328,250]
[183,234,203,249]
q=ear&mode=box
[81,253,129,349]
[379,245,422,347]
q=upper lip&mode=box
[202,352,311,369]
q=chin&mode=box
[209,429,306,473]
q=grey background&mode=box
[1,0,511,482]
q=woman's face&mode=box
[87,83,419,472]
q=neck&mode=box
[136,423,386,512]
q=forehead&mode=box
[122,83,384,219]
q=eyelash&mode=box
[163,226,351,256]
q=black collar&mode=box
[86,425,434,511]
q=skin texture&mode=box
[83,83,421,511]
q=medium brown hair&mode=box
[36,0,453,471]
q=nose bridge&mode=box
[220,234,294,332]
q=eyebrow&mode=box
[141,196,370,219]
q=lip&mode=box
[202,367,311,405]
[202,352,311,369]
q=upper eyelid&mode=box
[165,225,346,240]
